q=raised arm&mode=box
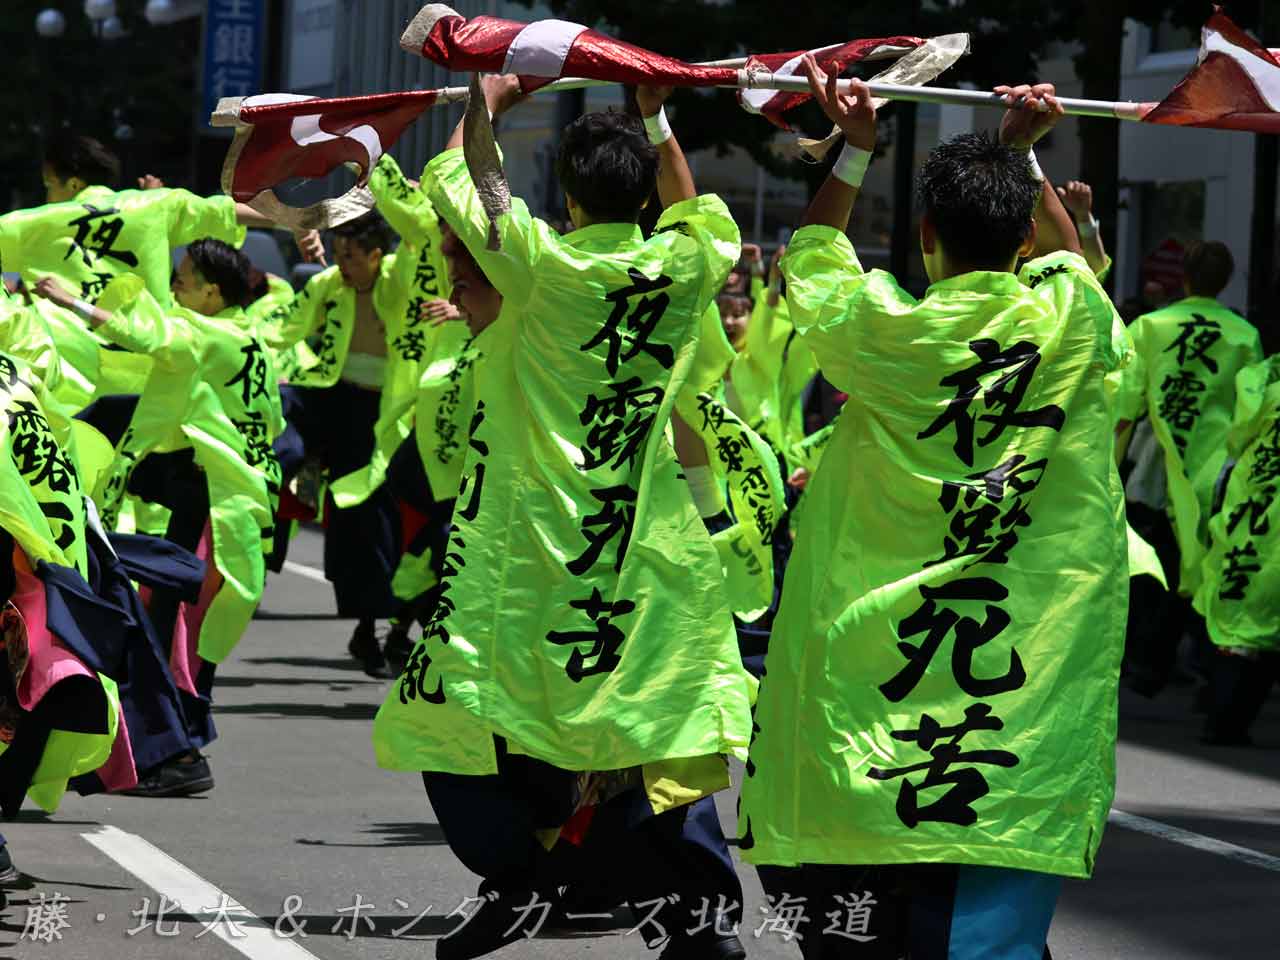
[636,85,696,207]
[431,74,541,307]
[797,55,877,232]
[994,83,1080,259]
[34,276,193,362]
[1057,180,1109,275]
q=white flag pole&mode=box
[736,73,1156,121]
[440,73,1152,123]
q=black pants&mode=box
[422,744,743,936]
[1203,648,1280,742]
[129,450,218,751]
[1125,502,1204,689]
[273,382,401,619]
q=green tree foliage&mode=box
[0,1,201,207]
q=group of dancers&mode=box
[0,44,1276,960]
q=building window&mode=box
[1149,16,1197,54]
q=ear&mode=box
[1018,218,1038,259]
[919,212,937,256]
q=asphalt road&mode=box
[3,525,1277,959]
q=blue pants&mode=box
[758,862,1059,959]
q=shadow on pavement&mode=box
[296,821,449,848]
[252,610,342,621]
[242,656,367,672]
[1117,686,1280,785]
[215,675,383,689]
[212,701,380,721]
[1056,816,1277,959]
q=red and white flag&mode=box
[211,88,466,229]
[739,38,926,128]
[400,3,741,91]
[1141,10,1280,133]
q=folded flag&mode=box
[211,88,466,230]
[1141,10,1280,133]
[400,3,740,91]
[740,38,928,128]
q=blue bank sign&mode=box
[201,0,267,130]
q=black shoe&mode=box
[436,888,555,960]
[1124,669,1167,699]
[383,623,415,676]
[0,844,18,886]
[348,620,390,679]
[1201,728,1254,747]
[120,754,215,798]
[658,930,746,960]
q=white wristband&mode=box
[832,143,872,188]
[685,465,726,518]
[71,298,95,320]
[1077,216,1099,239]
[1027,147,1045,183]
[643,107,673,145]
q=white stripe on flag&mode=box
[289,115,384,173]
[1205,26,1280,110]
[503,19,588,78]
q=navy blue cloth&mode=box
[51,525,197,788]
[273,383,401,618]
[75,393,139,448]
[107,533,206,604]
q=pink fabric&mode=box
[11,549,94,711]
[167,523,222,696]
[95,702,138,792]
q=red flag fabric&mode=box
[1142,11,1280,133]
[400,4,740,91]
[216,90,447,202]
[739,38,926,129]
[210,88,465,229]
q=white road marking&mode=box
[282,560,328,585]
[1109,809,1280,874]
[82,825,321,959]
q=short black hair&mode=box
[1184,241,1234,297]
[331,210,394,256]
[555,111,658,224]
[917,131,1041,271]
[43,131,121,189]
[441,224,494,290]
[187,238,252,308]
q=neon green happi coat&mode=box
[330,155,468,508]
[413,326,488,502]
[1128,298,1262,594]
[0,351,89,574]
[740,234,1128,878]
[373,148,754,775]
[1195,357,1280,651]
[675,390,785,622]
[0,350,120,810]
[0,291,152,412]
[92,278,284,663]
[0,186,244,307]
[728,280,817,470]
[267,156,466,508]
